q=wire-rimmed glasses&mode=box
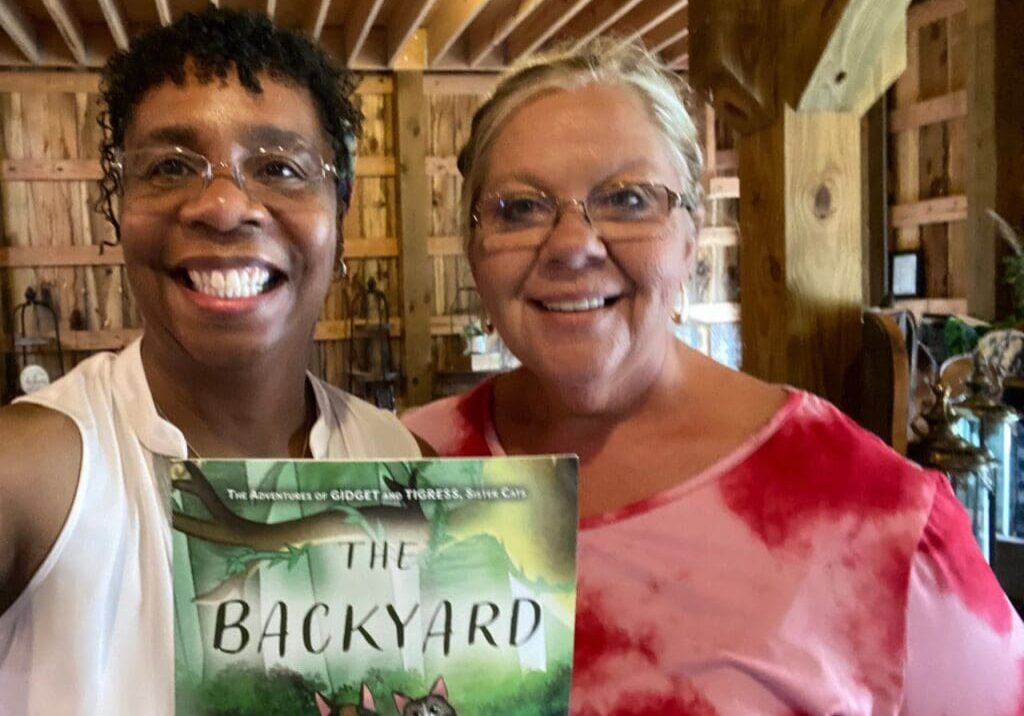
[471,181,693,252]
[114,141,339,208]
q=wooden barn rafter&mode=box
[0,0,691,70]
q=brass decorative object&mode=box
[955,357,1020,538]
[912,382,998,561]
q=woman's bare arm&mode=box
[0,404,82,615]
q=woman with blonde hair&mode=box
[403,38,1024,714]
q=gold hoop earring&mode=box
[337,258,349,280]
[671,283,689,325]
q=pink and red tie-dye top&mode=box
[402,381,1024,716]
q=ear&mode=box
[393,692,410,712]
[430,676,448,699]
[361,683,376,710]
[315,692,333,716]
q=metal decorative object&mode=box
[344,277,399,412]
[12,286,64,396]
[955,357,1020,538]
[977,329,1024,380]
[912,383,998,561]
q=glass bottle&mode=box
[911,384,998,562]
[955,359,1020,538]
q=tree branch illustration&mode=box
[173,461,428,550]
[172,462,429,602]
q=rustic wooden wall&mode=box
[0,71,742,406]
[684,104,740,367]
[426,80,483,378]
[0,82,130,396]
[889,0,969,313]
[0,73,406,405]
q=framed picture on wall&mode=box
[891,250,923,298]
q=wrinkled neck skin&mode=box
[140,329,315,459]
[496,330,693,455]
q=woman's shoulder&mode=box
[912,472,1020,634]
[0,402,83,613]
[401,379,496,457]
[0,401,82,461]
[0,403,83,508]
[710,384,942,551]
[765,388,926,478]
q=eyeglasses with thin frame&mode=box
[471,181,694,253]
[114,141,339,208]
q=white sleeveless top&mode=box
[0,340,420,715]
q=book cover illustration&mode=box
[169,456,578,716]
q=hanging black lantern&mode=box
[11,286,65,397]
[344,277,400,412]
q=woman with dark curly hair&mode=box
[0,7,418,713]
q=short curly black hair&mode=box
[96,5,362,242]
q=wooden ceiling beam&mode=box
[687,0,910,402]
[660,34,688,67]
[425,0,491,66]
[386,0,442,67]
[789,0,910,113]
[642,8,688,54]
[547,0,645,50]
[611,0,688,45]
[307,0,332,40]
[154,0,172,26]
[41,0,87,64]
[0,1,39,64]
[466,0,542,67]
[345,0,386,66]
[505,0,596,64]
[97,0,129,52]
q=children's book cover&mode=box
[169,456,578,716]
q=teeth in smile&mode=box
[543,298,607,312]
[187,267,272,299]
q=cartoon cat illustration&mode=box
[315,683,377,716]
[392,676,456,716]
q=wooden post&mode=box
[967,0,1024,320]
[394,71,434,406]
[739,108,863,400]
[691,0,908,403]
[0,249,7,405]
[862,96,888,307]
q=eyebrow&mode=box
[490,160,664,194]
[139,125,199,147]
[244,125,317,149]
[134,124,320,151]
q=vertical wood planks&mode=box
[918,16,951,297]
[394,71,433,406]
[739,107,862,402]
[946,9,968,299]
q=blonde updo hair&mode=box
[457,37,704,245]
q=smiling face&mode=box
[119,70,339,370]
[470,82,697,399]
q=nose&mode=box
[537,201,608,270]
[176,169,270,236]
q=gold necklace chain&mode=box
[153,401,313,460]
